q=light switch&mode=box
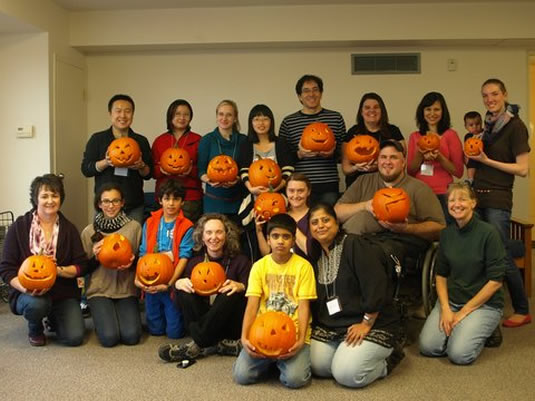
[16,124,33,138]
[447,59,457,71]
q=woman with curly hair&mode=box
[158,213,251,362]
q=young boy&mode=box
[463,111,483,183]
[136,179,193,338]
[233,214,317,389]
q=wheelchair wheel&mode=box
[421,242,439,316]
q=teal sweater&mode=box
[436,215,506,309]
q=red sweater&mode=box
[151,131,203,201]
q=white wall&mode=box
[86,46,531,218]
[0,32,50,217]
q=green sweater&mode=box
[436,215,506,309]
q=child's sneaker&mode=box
[159,341,202,362]
[216,339,242,356]
[484,326,503,348]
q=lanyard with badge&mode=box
[320,249,343,316]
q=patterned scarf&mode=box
[94,210,131,234]
[483,103,519,146]
[29,211,59,258]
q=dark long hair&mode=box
[415,92,451,135]
[247,104,277,143]
[166,99,193,133]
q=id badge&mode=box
[326,297,342,316]
[420,163,434,176]
[114,167,128,177]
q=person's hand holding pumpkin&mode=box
[175,277,194,293]
[115,254,135,271]
[241,336,266,359]
[219,279,245,296]
[277,337,305,360]
[297,142,319,159]
[129,154,147,170]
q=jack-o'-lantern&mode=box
[136,253,174,287]
[254,192,287,221]
[190,261,227,296]
[345,135,380,164]
[300,122,335,152]
[464,137,483,156]
[372,187,410,223]
[18,255,57,291]
[98,233,133,269]
[107,137,141,167]
[248,158,282,188]
[207,155,238,183]
[248,311,297,358]
[160,147,191,175]
[417,132,441,152]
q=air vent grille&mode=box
[351,53,420,75]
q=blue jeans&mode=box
[477,207,529,314]
[233,345,311,389]
[310,338,391,388]
[419,301,502,365]
[15,294,85,346]
[88,296,142,347]
[144,291,184,339]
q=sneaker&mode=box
[158,341,202,362]
[217,339,242,356]
[28,333,46,347]
[386,343,405,375]
[484,326,503,348]
[43,317,56,333]
[80,301,91,318]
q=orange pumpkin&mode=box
[160,147,191,175]
[97,233,133,269]
[190,261,227,296]
[372,187,410,223]
[464,137,483,156]
[248,158,282,188]
[254,192,287,221]
[136,253,174,287]
[18,255,57,291]
[207,155,238,183]
[417,132,441,152]
[345,135,380,164]
[248,311,297,358]
[107,137,141,167]
[300,122,336,153]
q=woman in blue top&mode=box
[198,100,247,217]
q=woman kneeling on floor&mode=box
[158,213,251,361]
[419,182,506,364]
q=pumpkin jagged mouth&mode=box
[23,272,51,281]
[354,147,376,156]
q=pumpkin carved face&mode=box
[136,253,174,287]
[417,132,441,152]
[248,158,282,188]
[254,192,287,221]
[107,137,141,167]
[160,147,191,175]
[98,233,133,269]
[191,261,227,296]
[18,255,57,291]
[248,311,297,358]
[207,155,238,183]
[345,135,380,163]
[300,122,336,152]
[464,137,483,156]
[372,187,410,223]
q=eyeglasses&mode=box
[100,199,122,206]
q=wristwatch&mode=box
[363,314,374,325]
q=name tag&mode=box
[420,163,434,176]
[326,297,342,316]
[114,167,128,177]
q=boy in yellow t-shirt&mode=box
[232,214,317,389]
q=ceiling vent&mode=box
[351,53,421,75]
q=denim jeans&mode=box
[476,207,529,314]
[144,291,184,339]
[233,344,311,389]
[419,301,502,365]
[310,338,391,388]
[15,294,85,346]
[88,296,142,347]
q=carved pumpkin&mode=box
[248,158,282,188]
[97,233,133,269]
[464,137,483,156]
[136,253,174,287]
[345,135,380,164]
[160,147,191,175]
[300,122,336,152]
[18,255,57,291]
[417,132,441,152]
[107,137,141,167]
[372,187,410,223]
[248,311,297,358]
[207,155,238,183]
[254,192,287,221]
[190,261,227,296]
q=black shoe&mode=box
[484,326,503,348]
[216,339,242,356]
[158,341,201,362]
[386,343,405,375]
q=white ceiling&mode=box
[0,13,39,33]
[51,0,535,11]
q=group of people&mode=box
[0,74,530,389]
